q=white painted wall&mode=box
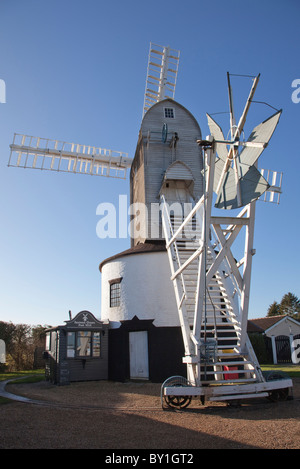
[100,251,179,328]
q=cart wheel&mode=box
[267,387,289,402]
[165,394,192,409]
[263,370,291,402]
[161,376,192,409]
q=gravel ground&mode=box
[0,378,299,449]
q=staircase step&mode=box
[216,344,240,349]
[200,323,241,328]
[216,360,254,366]
[201,372,257,385]
[200,378,257,384]
[199,368,256,376]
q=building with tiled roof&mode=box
[247,315,300,364]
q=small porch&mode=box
[248,315,300,365]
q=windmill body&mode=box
[130,98,203,245]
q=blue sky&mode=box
[0,0,299,326]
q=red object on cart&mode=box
[224,365,238,380]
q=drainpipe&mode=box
[289,334,294,363]
[55,331,59,384]
[271,335,277,364]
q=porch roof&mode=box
[248,315,300,333]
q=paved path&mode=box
[0,379,159,411]
[0,378,46,405]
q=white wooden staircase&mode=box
[160,194,261,387]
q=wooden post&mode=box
[239,201,256,352]
[193,137,215,341]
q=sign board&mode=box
[65,311,103,329]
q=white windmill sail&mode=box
[213,110,282,209]
[207,73,282,209]
[8,41,180,178]
[238,109,282,167]
[143,42,180,116]
[207,112,269,208]
[206,113,230,194]
[8,133,132,179]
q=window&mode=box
[93,332,101,357]
[67,331,101,358]
[45,332,51,351]
[67,332,76,357]
[77,331,91,357]
[109,277,122,307]
[110,282,120,307]
[164,107,175,118]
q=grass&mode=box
[0,397,12,404]
[0,369,45,383]
[1,366,300,382]
[261,364,300,378]
[0,369,45,404]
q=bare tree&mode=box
[0,322,50,371]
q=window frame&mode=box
[66,330,102,359]
[164,107,175,119]
[109,277,123,308]
[45,332,51,351]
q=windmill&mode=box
[8,43,292,402]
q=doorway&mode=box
[129,331,149,379]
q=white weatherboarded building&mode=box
[100,99,204,382]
